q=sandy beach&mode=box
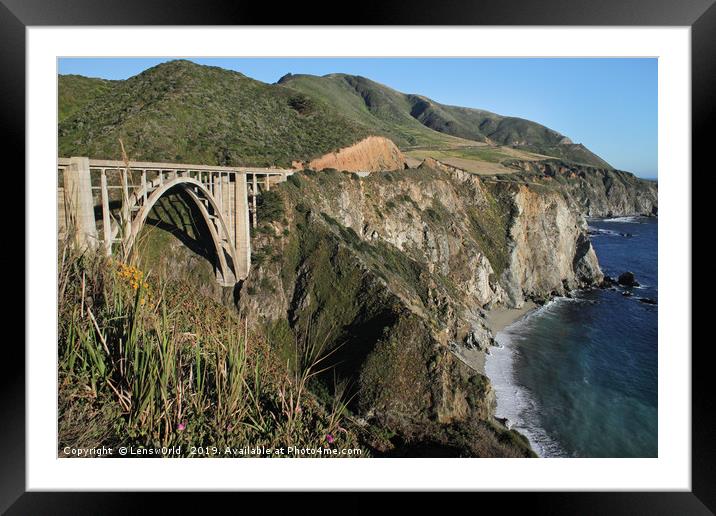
[485,301,537,334]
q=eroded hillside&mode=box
[302,136,407,172]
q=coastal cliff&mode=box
[501,183,603,307]
[504,159,658,217]
[236,162,607,455]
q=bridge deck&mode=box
[57,157,295,176]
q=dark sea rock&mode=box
[638,297,657,305]
[618,271,640,287]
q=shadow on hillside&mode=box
[312,308,399,411]
[144,185,218,265]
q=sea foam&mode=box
[603,216,644,223]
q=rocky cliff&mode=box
[505,159,658,217]
[501,183,603,307]
[235,161,606,456]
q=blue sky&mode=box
[59,57,658,178]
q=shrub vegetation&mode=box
[58,241,361,457]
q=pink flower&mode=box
[177,421,186,431]
[326,434,335,444]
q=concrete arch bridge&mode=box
[58,157,294,286]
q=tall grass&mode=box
[277,318,338,439]
[58,243,361,456]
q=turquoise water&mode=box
[485,217,657,457]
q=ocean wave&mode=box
[602,216,644,223]
[539,295,586,311]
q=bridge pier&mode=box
[251,174,258,229]
[63,157,98,250]
[234,174,251,279]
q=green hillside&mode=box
[279,73,612,168]
[407,99,567,147]
[58,60,370,167]
[58,74,116,123]
[276,73,471,148]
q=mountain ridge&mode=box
[60,59,612,170]
[278,71,612,168]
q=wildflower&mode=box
[177,421,186,431]
[326,434,334,444]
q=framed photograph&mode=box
[5,0,710,511]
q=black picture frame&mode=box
[3,0,709,512]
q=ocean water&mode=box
[485,217,657,457]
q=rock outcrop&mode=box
[618,271,640,287]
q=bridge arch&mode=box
[121,177,239,285]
